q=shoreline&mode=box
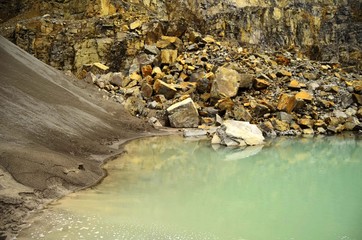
[13,130,362,239]
[12,129,182,239]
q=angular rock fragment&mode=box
[213,120,264,147]
[233,105,252,122]
[216,98,234,111]
[254,78,270,89]
[277,94,296,113]
[167,98,199,128]
[148,117,163,128]
[144,45,160,55]
[130,20,142,30]
[271,118,290,132]
[211,67,242,99]
[160,49,178,64]
[153,79,177,99]
[295,91,313,102]
[141,83,153,99]
[239,73,254,89]
[353,94,362,105]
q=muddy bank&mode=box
[0,36,158,239]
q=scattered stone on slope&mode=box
[210,66,243,99]
[167,98,199,128]
[25,22,359,136]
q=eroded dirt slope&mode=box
[0,35,152,239]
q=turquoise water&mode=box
[18,135,362,240]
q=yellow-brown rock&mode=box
[130,20,142,30]
[353,94,362,105]
[271,118,290,132]
[277,69,292,77]
[141,83,153,99]
[288,79,306,89]
[153,79,177,99]
[211,67,243,99]
[160,49,178,64]
[295,91,313,102]
[277,94,296,113]
[216,98,234,111]
[141,65,153,78]
[352,81,362,92]
[254,78,270,89]
[298,118,314,128]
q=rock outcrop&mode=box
[0,0,360,74]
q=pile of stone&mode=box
[83,29,362,138]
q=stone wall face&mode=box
[2,0,360,73]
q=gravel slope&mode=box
[0,36,154,239]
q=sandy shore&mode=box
[0,36,163,239]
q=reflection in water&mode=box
[18,135,362,240]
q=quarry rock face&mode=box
[0,0,360,74]
[0,0,361,136]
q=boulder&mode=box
[357,107,362,118]
[276,112,293,123]
[252,103,270,118]
[288,79,305,89]
[277,69,292,77]
[110,72,125,87]
[239,73,254,89]
[352,81,362,92]
[277,94,296,113]
[216,97,234,111]
[153,79,177,99]
[213,120,265,147]
[298,118,314,129]
[167,98,199,128]
[210,67,242,99]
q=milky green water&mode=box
[18,135,362,240]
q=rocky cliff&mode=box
[0,0,361,74]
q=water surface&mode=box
[18,135,362,240]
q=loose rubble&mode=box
[1,0,361,141]
[80,30,361,140]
